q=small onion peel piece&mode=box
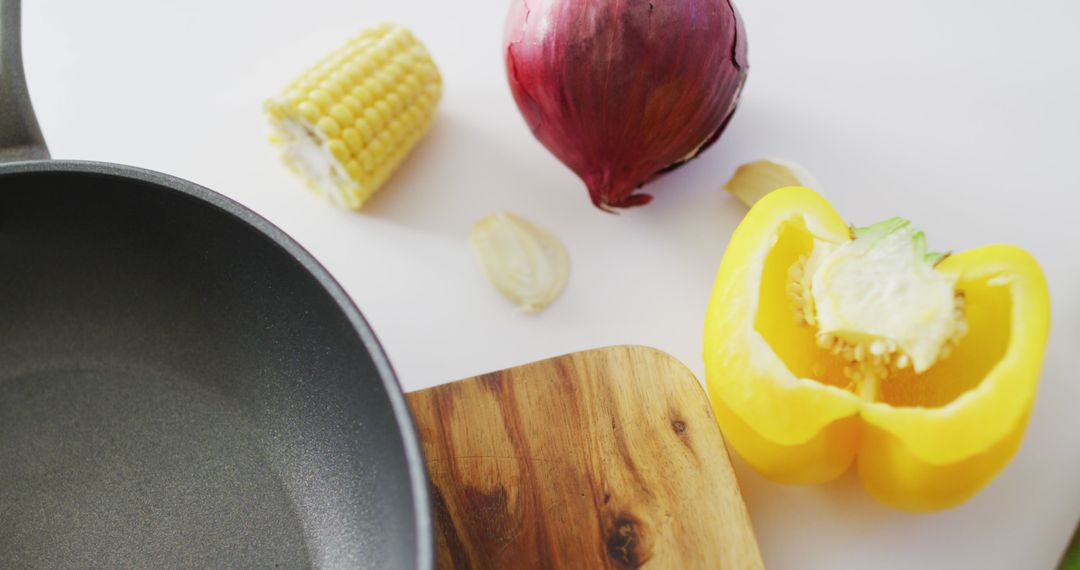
[723,158,818,207]
[470,212,569,312]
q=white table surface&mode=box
[20,0,1080,567]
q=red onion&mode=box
[504,0,748,209]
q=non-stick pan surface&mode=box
[0,1,432,567]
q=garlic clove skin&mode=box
[723,158,819,207]
[470,212,569,312]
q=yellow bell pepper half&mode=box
[703,187,1050,511]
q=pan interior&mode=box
[0,168,422,568]
[1,367,309,567]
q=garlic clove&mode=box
[470,212,569,312]
[723,158,819,207]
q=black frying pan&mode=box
[0,0,432,567]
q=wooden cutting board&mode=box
[405,345,763,569]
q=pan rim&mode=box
[0,158,434,570]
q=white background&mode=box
[20,0,1080,567]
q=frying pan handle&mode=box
[0,0,49,162]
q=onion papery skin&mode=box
[504,0,748,209]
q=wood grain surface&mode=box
[405,345,762,569]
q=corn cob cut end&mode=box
[265,23,442,209]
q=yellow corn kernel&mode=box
[367,79,388,100]
[340,95,364,115]
[317,116,341,139]
[285,89,306,105]
[329,104,355,126]
[320,80,345,99]
[352,84,375,107]
[357,149,374,172]
[266,103,287,121]
[386,92,403,114]
[296,101,320,123]
[367,138,386,161]
[343,64,365,86]
[373,100,392,121]
[371,44,391,66]
[330,70,353,88]
[327,139,350,163]
[358,57,377,78]
[354,117,374,143]
[308,89,333,110]
[384,62,404,83]
[345,160,364,181]
[363,107,385,132]
[396,81,415,103]
[264,22,441,209]
[341,128,363,153]
[388,120,403,141]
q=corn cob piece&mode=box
[265,24,441,209]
